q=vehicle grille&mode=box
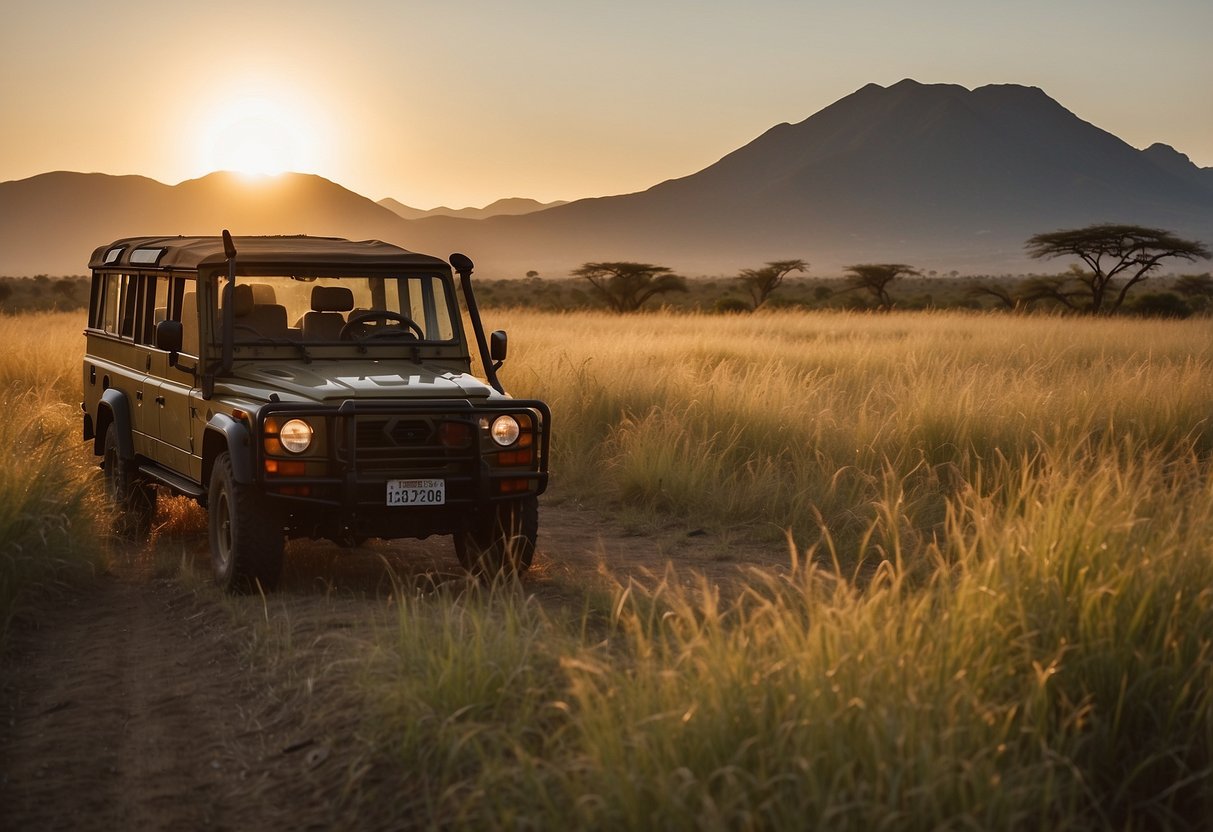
[349,415,474,476]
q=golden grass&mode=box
[5,306,1213,825]
[0,313,101,638]
[361,308,1213,828]
[496,309,1213,552]
[366,441,1213,826]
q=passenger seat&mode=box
[233,284,289,339]
[302,286,354,341]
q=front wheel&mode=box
[208,451,284,593]
[454,497,538,577]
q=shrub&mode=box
[712,297,751,314]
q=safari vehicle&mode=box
[82,232,549,590]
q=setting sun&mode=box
[196,95,321,177]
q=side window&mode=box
[102,273,121,335]
[138,275,169,345]
[88,273,105,328]
[154,277,169,329]
[90,272,141,339]
[119,274,138,339]
[172,277,199,357]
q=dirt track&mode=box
[0,501,787,831]
[1,579,251,830]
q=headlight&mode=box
[279,418,314,454]
[490,414,520,446]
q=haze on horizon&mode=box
[3,0,1211,210]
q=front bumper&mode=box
[252,398,550,539]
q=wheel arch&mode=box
[95,388,133,458]
[202,413,256,486]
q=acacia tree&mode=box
[572,262,687,312]
[1025,224,1210,314]
[736,259,808,309]
[843,263,920,311]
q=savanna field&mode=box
[3,308,1213,829]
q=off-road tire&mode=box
[454,496,538,577]
[208,451,284,593]
[102,427,156,540]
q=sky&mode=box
[2,0,1211,209]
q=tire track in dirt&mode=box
[1,502,790,830]
[0,575,248,831]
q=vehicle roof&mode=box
[89,235,451,272]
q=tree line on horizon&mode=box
[558,223,1212,317]
[3,224,1211,317]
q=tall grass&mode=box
[360,309,1213,828]
[5,305,1212,824]
[0,313,101,641]
[365,437,1213,829]
[555,442,1213,829]
[497,309,1213,551]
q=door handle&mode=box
[155,396,166,406]
[136,390,144,401]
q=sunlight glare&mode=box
[198,95,320,177]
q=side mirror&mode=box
[489,330,508,363]
[155,319,183,354]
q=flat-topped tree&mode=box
[843,263,920,311]
[573,262,688,312]
[1026,224,1211,314]
[736,259,808,310]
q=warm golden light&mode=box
[197,95,321,177]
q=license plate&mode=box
[386,478,445,506]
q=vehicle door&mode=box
[146,275,200,476]
[89,272,156,454]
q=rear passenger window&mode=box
[119,275,137,338]
[102,274,121,335]
[137,275,168,345]
[93,273,174,346]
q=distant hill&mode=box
[0,171,409,275]
[3,80,1211,277]
[1141,143,1213,192]
[378,197,567,221]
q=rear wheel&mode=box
[208,451,284,593]
[455,497,538,577]
[102,428,156,540]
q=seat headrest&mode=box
[311,285,354,313]
[249,283,277,304]
[232,283,255,317]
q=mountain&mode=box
[378,197,567,221]
[392,79,1213,275]
[3,80,1212,276]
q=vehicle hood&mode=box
[222,360,495,403]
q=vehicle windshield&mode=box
[219,273,458,345]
